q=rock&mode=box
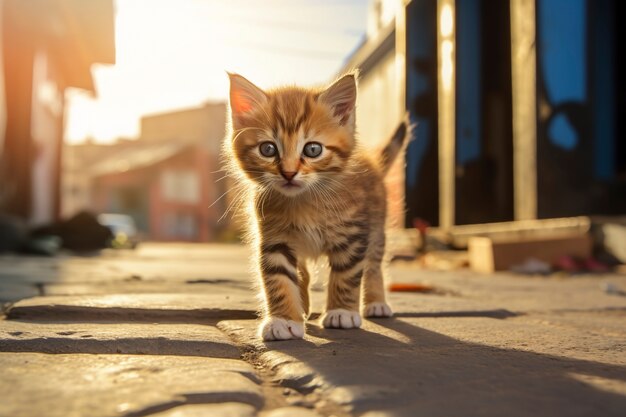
[0,353,264,417]
[5,293,257,322]
[0,321,242,359]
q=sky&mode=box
[64,0,370,144]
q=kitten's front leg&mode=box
[362,228,393,318]
[322,237,367,329]
[258,242,306,341]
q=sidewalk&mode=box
[1,243,625,417]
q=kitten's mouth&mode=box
[276,180,305,195]
[282,181,301,188]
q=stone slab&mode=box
[42,279,252,297]
[6,293,257,322]
[0,321,241,358]
[148,403,257,417]
[0,243,252,285]
[0,258,250,284]
[0,353,263,417]
[261,406,322,417]
[219,317,626,417]
[388,264,626,313]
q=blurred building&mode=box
[0,0,115,225]
[348,0,625,229]
[63,102,227,242]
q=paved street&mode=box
[1,243,625,417]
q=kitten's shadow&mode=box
[263,315,626,416]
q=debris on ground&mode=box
[553,256,611,274]
[602,282,626,296]
[418,250,469,271]
[389,283,435,293]
[591,218,626,264]
[31,211,114,253]
[510,258,552,275]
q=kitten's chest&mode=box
[286,215,351,257]
[264,195,360,257]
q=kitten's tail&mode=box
[379,114,413,176]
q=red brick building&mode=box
[92,144,222,242]
[66,102,228,242]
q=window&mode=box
[161,169,200,203]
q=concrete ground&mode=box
[1,243,625,417]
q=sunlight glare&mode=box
[64,0,367,144]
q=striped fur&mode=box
[225,72,410,340]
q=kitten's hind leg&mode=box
[259,242,306,341]
[362,230,393,318]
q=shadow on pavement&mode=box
[392,308,520,319]
[264,316,626,417]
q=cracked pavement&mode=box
[1,243,625,416]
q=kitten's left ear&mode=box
[318,72,357,127]
[228,72,267,127]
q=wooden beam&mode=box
[510,0,538,220]
[437,0,456,230]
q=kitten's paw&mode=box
[260,317,305,341]
[321,309,362,329]
[364,302,393,318]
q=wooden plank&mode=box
[445,216,591,247]
[392,216,591,252]
[469,234,593,273]
[510,0,538,220]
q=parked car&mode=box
[97,213,140,249]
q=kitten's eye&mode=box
[259,142,277,157]
[303,142,323,158]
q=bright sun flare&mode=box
[64,0,367,144]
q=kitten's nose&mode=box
[280,170,297,181]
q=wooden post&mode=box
[510,0,538,220]
[396,1,408,118]
[437,0,456,230]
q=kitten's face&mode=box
[228,73,357,197]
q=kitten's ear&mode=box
[228,72,267,125]
[318,72,357,127]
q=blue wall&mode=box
[455,0,482,165]
[592,0,616,179]
[537,0,616,179]
[405,0,437,189]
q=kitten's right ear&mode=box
[318,72,357,128]
[228,73,267,126]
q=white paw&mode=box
[260,317,305,341]
[364,302,393,318]
[321,309,362,329]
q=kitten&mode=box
[225,72,410,341]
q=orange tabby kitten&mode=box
[225,72,410,341]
